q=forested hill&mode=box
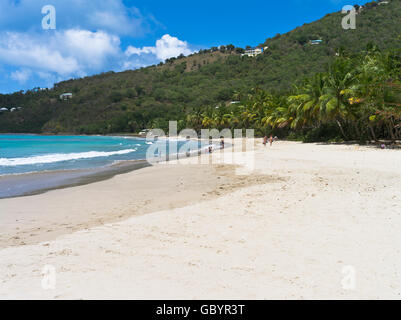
[1,0,401,134]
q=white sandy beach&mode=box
[1,140,401,299]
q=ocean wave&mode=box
[0,149,137,167]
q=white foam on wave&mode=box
[0,149,137,167]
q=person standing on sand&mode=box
[269,135,273,147]
[263,136,268,147]
[220,138,225,149]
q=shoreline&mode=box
[0,160,150,199]
[0,134,223,199]
[0,132,151,199]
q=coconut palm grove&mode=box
[187,47,401,143]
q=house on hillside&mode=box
[243,47,263,57]
[0,108,8,112]
[309,39,323,45]
[60,93,73,100]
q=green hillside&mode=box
[1,0,401,134]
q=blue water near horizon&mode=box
[0,134,195,176]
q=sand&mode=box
[0,140,401,299]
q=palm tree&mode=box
[232,91,242,102]
[352,50,401,141]
[288,73,326,129]
[349,51,386,141]
[319,58,355,139]
[200,107,214,128]
[186,107,204,132]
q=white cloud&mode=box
[0,0,196,93]
[0,0,159,36]
[0,29,120,77]
[0,31,194,83]
[125,46,156,56]
[62,29,120,69]
[10,69,31,83]
[126,34,193,62]
[0,32,79,75]
[0,1,199,91]
[155,34,193,61]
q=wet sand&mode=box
[0,160,150,199]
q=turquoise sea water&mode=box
[0,134,219,198]
[0,134,173,176]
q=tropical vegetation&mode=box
[187,46,401,142]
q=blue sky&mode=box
[0,0,370,93]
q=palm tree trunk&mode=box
[390,117,399,141]
[395,125,401,140]
[336,119,347,140]
[368,124,378,142]
[387,122,396,142]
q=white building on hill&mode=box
[243,47,263,57]
[60,93,73,100]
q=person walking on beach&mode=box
[263,136,268,147]
[220,138,225,149]
[269,135,274,147]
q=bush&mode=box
[110,91,123,103]
[302,124,342,143]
